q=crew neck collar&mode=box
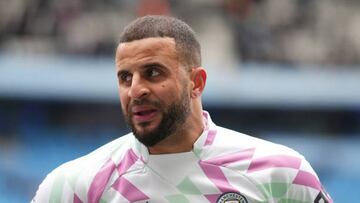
[133,111,217,163]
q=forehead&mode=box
[116,37,177,67]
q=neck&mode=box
[148,105,204,154]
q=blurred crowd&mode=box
[1,0,360,66]
[1,1,359,202]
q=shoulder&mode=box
[211,126,299,157]
[209,126,332,202]
[212,126,315,178]
[32,133,136,202]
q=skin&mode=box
[115,37,207,154]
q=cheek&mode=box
[118,90,128,111]
[170,85,186,103]
[158,83,178,99]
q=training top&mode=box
[32,111,332,203]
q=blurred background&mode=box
[1,0,360,202]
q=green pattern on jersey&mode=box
[99,198,107,203]
[257,182,291,199]
[49,173,65,203]
[193,147,202,158]
[67,169,81,192]
[278,198,310,203]
[165,194,190,203]
[177,177,202,194]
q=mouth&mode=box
[132,108,158,123]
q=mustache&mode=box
[132,98,156,106]
[127,99,162,113]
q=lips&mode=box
[131,106,158,123]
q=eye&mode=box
[118,72,132,84]
[146,68,160,77]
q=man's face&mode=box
[115,37,191,147]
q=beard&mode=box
[124,90,190,147]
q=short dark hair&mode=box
[119,15,201,69]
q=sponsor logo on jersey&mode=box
[217,192,248,203]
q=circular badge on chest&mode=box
[217,192,248,203]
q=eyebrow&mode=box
[117,62,167,77]
[142,62,166,69]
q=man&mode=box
[33,15,333,203]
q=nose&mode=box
[128,74,150,100]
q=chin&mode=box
[135,123,158,135]
[137,116,161,129]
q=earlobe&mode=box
[191,67,207,99]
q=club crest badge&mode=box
[217,192,248,203]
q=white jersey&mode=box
[33,111,332,203]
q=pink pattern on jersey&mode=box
[112,177,149,202]
[247,155,301,173]
[204,129,217,146]
[293,170,321,190]
[73,193,83,203]
[199,161,237,193]
[88,159,116,203]
[204,194,221,203]
[203,111,217,146]
[110,149,147,201]
[117,149,139,176]
[205,148,255,166]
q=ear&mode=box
[190,67,207,99]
